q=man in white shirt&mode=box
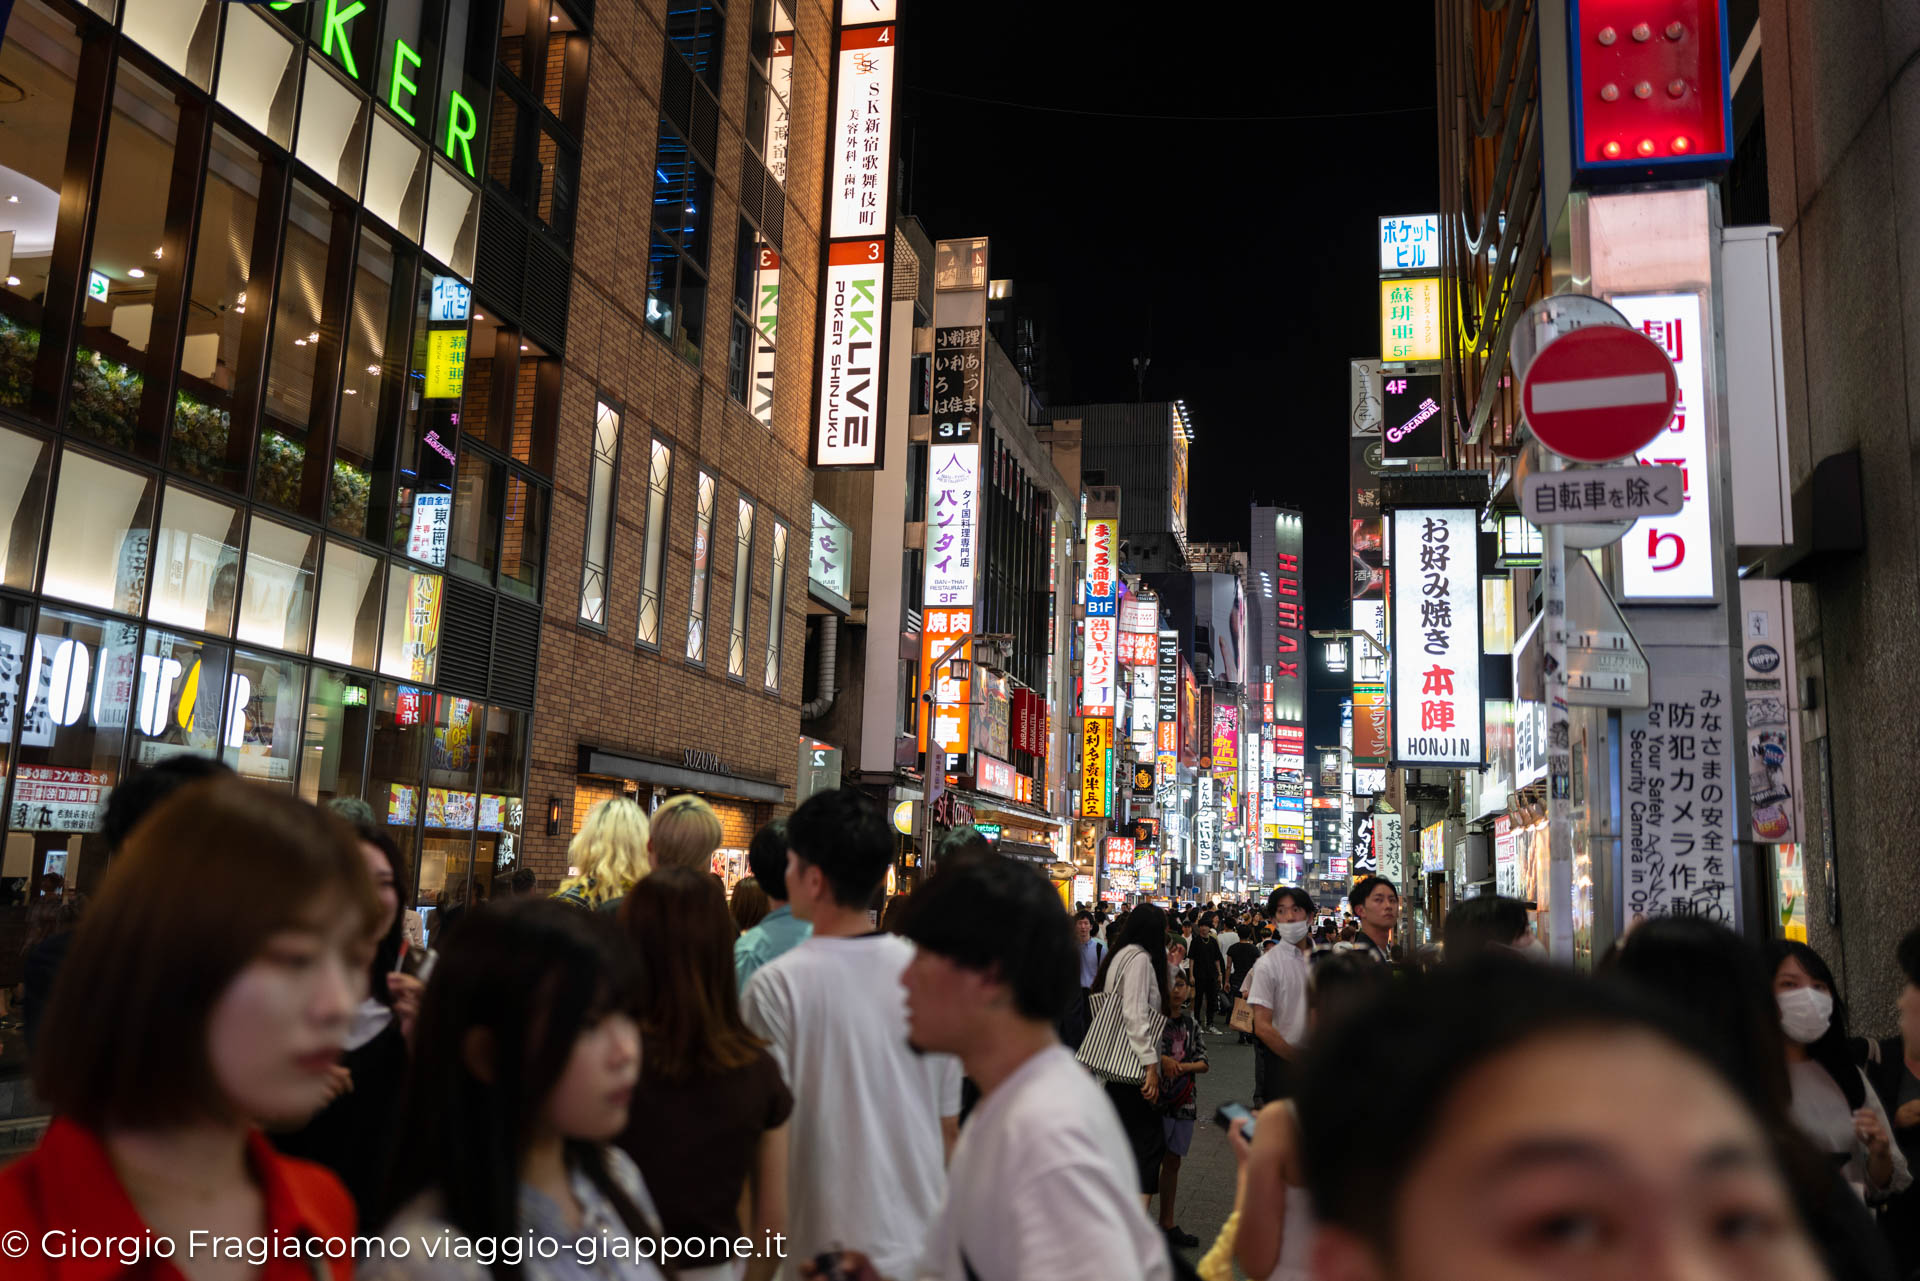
[742,789,963,1280]
[1247,884,1315,1107]
[808,852,1171,1281]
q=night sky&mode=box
[899,5,1440,649]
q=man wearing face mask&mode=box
[1246,886,1316,1107]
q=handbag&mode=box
[1228,996,1255,1034]
[1075,952,1169,1083]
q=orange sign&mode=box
[918,608,973,755]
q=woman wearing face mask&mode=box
[1767,939,1911,1202]
[367,899,667,1280]
[0,778,379,1278]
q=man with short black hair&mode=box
[742,788,961,1280]
[1246,885,1316,1106]
[734,817,809,992]
[897,855,1172,1281]
[1347,875,1400,964]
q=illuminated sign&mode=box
[429,276,471,322]
[931,323,983,443]
[1378,215,1439,272]
[1080,614,1117,717]
[424,329,467,399]
[924,445,978,606]
[827,20,897,238]
[1272,510,1305,725]
[976,752,1017,801]
[750,246,780,429]
[1389,508,1483,766]
[1612,292,1717,602]
[1381,372,1445,462]
[1353,683,1389,767]
[406,492,452,567]
[87,271,109,301]
[1569,0,1732,180]
[918,608,972,756]
[811,503,852,607]
[1120,597,1158,633]
[812,240,886,467]
[1211,703,1239,773]
[1081,717,1111,818]
[1118,631,1157,667]
[1380,277,1441,362]
[1104,836,1135,870]
[1084,517,1118,614]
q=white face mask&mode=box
[1778,986,1835,1044]
[1277,920,1312,945]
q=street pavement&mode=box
[1155,1018,1255,1277]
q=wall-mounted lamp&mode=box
[547,797,562,836]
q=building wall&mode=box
[526,0,831,878]
[1055,401,1183,570]
[1760,0,1920,1029]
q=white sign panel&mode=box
[813,241,885,467]
[407,492,452,567]
[1120,597,1158,634]
[810,502,852,603]
[827,25,896,240]
[1378,215,1439,272]
[924,444,978,607]
[1390,508,1483,766]
[1611,292,1717,601]
[1519,465,1684,524]
[840,0,896,20]
[1621,664,1738,925]
[1080,614,1117,717]
[1350,359,1382,436]
[1374,811,1404,888]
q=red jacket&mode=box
[0,1117,357,1279]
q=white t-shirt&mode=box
[919,1044,1171,1281]
[742,933,962,1280]
[1246,942,1310,1050]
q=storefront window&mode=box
[147,484,242,635]
[171,129,265,493]
[314,539,384,668]
[447,448,500,583]
[70,64,182,461]
[474,704,527,897]
[0,0,85,425]
[332,230,404,539]
[121,0,219,91]
[0,426,53,592]
[367,679,427,913]
[499,471,546,601]
[392,267,466,561]
[237,515,317,652]
[132,628,227,765]
[379,563,442,683]
[260,182,340,516]
[43,450,156,615]
[225,649,303,788]
[298,666,373,807]
[215,6,299,148]
[421,693,480,919]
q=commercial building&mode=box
[1053,399,1191,573]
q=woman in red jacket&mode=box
[0,775,381,1280]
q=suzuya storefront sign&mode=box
[266,0,486,179]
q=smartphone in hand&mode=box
[397,943,438,985]
[1215,1101,1257,1142]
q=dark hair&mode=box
[1604,917,1794,1125]
[1299,959,1770,1237]
[1762,939,1863,1110]
[101,755,235,852]
[21,893,83,954]
[37,779,378,1129]
[1268,885,1314,918]
[1309,950,1396,1033]
[937,825,994,864]
[620,867,763,1083]
[1074,910,1094,925]
[746,818,789,900]
[1092,902,1171,1017]
[382,900,657,1276]
[787,788,890,908]
[509,867,537,895]
[1348,875,1396,913]
[1442,895,1530,960]
[353,822,411,1006]
[729,877,771,933]
[1899,927,1920,990]
[900,854,1077,1021]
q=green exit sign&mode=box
[87,271,108,301]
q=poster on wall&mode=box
[1389,508,1482,766]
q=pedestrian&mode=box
[1089,902,1173,1209]
[1168,931,1190,984]
[642,792,726,876]
[733,818,811,993]
[1155,969,1210,1250]
[18,892,80,1053]
[1767,939,1911,1202]
[1605,917,1899,1281]
[1299,958,1831,1281]
[1216,915,1241,959]
[368,899,667,1280]
[831,851,1172,1280]
[1190,916,1228,1033]
[731,875,771,935]
[1248,885,1314,1106]
[270,823,425,1212]
[1227,923,1262,1045]
[617,866,790,1281]
[1344,875,1399,963]
[553,795,651,910]
[740,788,960,1279]
[1862,926,1920,1271]
[0,777,377,1279]
[508,865,540,897]
[1440,893,1539,960]
[1060,909,1105,1048]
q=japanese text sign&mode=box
[1390,508,1483,766]
[1612,292,1718,601]
[813,240,886,467]
[1622,668,1737,925]
[1211,703,1240,773]
[931,325,982,443]
[1378,215,1439,272]
[1519,465,1685,525]
[1081,717,1111,819]
[1380,277,1441,361]
[1084,517,1118,616]
[1080,614,1117,717]
[827,23,896,239]
[924,444,978,606]
[918,608,972,756]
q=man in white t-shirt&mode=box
[742,789,963,1280]
[806,852,1171,1281]
[1247,884,1315,1107]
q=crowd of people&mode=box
[0,761,1915,1281]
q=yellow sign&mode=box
[425,329,468,399]
[402,571,443,680]
[892,800,914,835]
[1080,717,1111,819]
[1380,277,1441,362]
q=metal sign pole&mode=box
[1542,453,1575,963]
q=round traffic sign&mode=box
[1520,324,1679,463]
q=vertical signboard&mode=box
[1272,510,1306,726]
[1374,811,1404,889]
[1389,508,1483,767]
[1621,667,1737,925]
[809,3,900,470]
[917,607,971,756]
[1084,517,1119,615]
[1380,371,1446,462]
[1611,292,1718,602]
[1211,703,1240,773]
[931,324,984,443]
[1081,717,1112,819]
[1381,277,1442,361]
[924,445,978,606]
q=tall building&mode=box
[1052,400,1192,572]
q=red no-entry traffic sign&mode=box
[1520,325,1679,463]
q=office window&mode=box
[448,449,502,584]
[332,231,404,539]
[259,182,342,517]
[390,267,467,557]
[44,450,156,614]
[685,469,715,664]
[635,438,672,648]
[314,540,384,669]
[379,563,442,683]
[500,471,548,601]
[666,0,723,88]
[147,484,242,635]
[578,399,619,626]
[645,120,712,366]
[727,218,777,427]
[763,520,786,692]
[727,496,754,680]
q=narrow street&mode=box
[1155,1027,1256,1276]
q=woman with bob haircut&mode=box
[554,796,651,910]
[368,899,669,1281]
[0,777,381,1279]
[617,866,791,1281]
[646,793,724,874]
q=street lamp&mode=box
[1308,627,1389,662]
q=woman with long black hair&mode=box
[368,899,667,1280]
[1766,938,1911,1203]
[1090,902,1171,1209]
